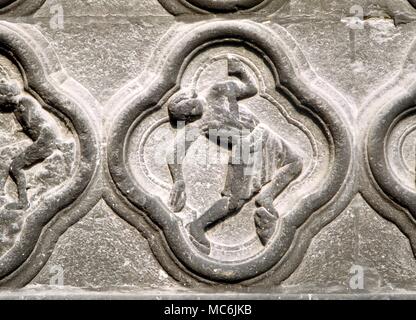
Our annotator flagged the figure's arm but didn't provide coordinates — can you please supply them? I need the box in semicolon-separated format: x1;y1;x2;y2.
167;123;200;211
167;124;199;183
227;56;258;100
14;96;33;133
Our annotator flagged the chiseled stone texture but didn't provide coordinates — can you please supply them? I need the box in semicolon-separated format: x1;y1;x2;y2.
0;0;414;297
31;201;178;289
283;195;416;293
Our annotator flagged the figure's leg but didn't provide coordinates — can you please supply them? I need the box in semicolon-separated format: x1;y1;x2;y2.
0;147;15;196
0;161;9;196
189;197;230;252
7;152;29;210
255;160;303;216
188;148;251;254
6;141;53;210
255;159;302;246
188;161;248;253
188;196;245;254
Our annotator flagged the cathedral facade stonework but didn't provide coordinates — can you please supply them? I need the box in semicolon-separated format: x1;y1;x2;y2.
0;0;415;297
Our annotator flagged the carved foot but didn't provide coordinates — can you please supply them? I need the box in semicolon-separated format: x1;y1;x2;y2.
187;222;211;255
254;207;278;246
255;195;279;218
5;201;29;211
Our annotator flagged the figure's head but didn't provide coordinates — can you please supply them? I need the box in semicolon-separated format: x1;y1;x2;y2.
0;79;21;111
168;91;204;123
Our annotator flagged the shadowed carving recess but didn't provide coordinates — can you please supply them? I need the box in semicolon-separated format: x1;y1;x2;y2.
107;20;353;283
158;0;287;14
0;0;45;15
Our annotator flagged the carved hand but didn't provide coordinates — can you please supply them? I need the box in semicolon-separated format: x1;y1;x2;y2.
169;180;186;212
228;55;243;76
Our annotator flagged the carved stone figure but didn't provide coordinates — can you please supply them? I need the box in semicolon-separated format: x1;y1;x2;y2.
167;56;303;253
0;79;58;210
108;21;352;283
0;23;98;286
1;0;415;295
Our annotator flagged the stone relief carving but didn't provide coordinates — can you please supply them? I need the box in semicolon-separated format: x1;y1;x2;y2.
0;79;69;212
361;38;416;252
167;55;303;254
158;0;286;15
0;0;45;15
0;22;99;286
107;21;353;283
0;0;413;295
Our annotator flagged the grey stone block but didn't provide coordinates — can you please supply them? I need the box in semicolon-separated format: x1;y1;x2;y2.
0;0;413;299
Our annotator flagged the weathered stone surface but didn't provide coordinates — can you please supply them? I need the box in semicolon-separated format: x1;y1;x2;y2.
284;195;416;293
31;201;178;289
0;0;414;298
